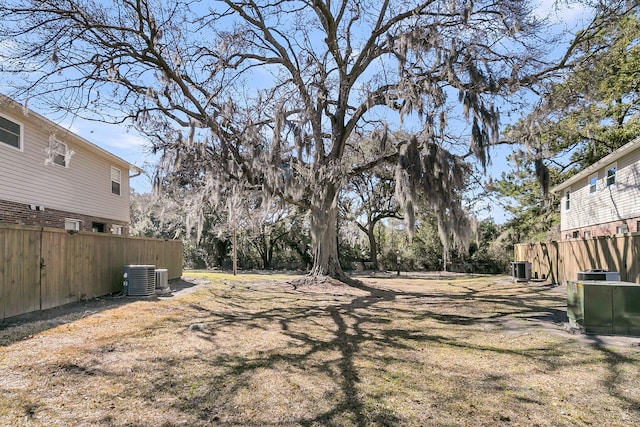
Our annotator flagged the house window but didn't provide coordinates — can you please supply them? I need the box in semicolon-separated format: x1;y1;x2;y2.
584;231;591;238
64;218;81;231
616;225;629;234
572;231;580;239
49;138;69;167
111;167;121;195
606;164;617;187
589;173;597;193
565;189;571;211
92;222;106;233
0;114;22;150
111;225;123;235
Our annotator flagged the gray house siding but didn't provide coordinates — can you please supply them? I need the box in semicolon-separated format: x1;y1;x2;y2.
0;97;136;232
555;139;640;239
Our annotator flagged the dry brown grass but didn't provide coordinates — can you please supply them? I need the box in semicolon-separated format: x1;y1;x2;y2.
1;271;640;426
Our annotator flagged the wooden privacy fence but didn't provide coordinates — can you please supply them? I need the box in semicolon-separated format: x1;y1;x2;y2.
514;233;640;285
1;224;183;320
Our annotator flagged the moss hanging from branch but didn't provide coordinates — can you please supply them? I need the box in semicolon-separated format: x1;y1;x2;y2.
395;134;471;254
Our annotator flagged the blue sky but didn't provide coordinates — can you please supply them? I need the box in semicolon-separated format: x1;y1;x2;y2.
2;0;593;223
64;0;595;222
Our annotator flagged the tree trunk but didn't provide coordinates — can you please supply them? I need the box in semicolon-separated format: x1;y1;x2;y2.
442;241;449;272
232;226;237;275
260;251;269;269
309;183;346;279
266;245;274;270
367;224;378;269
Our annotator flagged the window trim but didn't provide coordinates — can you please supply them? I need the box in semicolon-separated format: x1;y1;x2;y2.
565;188;571;211
111;225;123;235
589;173;598;194
0;113;23;152
111;166;122;196
616;224;629;234
606;163;617;187
49;138;69;168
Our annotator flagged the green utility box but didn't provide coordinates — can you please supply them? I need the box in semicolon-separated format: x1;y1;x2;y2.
567;281;640;335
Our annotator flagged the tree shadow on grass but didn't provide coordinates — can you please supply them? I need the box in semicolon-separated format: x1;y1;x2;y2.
75;276;640;425
164;278;636;424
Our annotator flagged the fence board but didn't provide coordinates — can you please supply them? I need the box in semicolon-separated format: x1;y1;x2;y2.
22;229;39;314
515;233;640;285
7;228;22;317
0;224;182;320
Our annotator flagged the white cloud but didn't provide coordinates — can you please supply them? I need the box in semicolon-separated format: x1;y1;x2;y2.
66;119;148;151
98;128;150;151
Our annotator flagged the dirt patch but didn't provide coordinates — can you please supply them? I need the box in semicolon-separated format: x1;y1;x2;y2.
1;272;640;426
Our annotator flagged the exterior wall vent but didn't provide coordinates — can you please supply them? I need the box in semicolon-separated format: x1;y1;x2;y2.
124;265;156;296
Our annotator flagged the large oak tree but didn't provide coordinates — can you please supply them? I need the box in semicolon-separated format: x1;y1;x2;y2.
0;0;625;282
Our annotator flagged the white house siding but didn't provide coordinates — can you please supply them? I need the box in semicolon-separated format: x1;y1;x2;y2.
0;103;131;223
561;148;640;234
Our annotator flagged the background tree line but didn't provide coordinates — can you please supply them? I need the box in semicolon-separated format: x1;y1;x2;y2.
130;187;509;273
